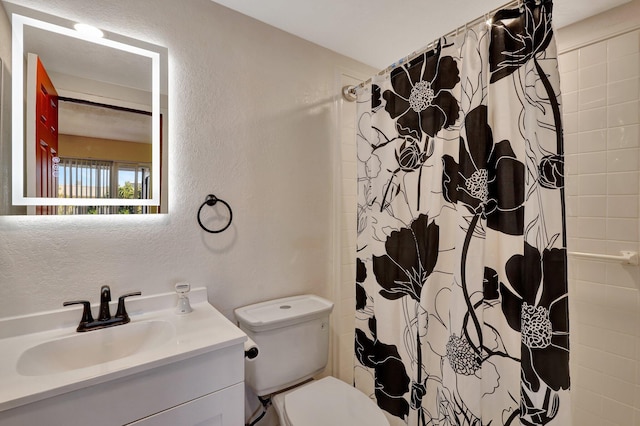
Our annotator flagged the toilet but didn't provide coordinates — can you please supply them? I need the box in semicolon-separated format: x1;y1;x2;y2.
235;294;389;426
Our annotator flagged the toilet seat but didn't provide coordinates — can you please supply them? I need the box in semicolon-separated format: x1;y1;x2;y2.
282;377;389;426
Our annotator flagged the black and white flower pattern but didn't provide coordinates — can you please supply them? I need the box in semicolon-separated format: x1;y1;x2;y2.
354;1;569;425
372;214;439;302
383;49;460;140
501;243;570;393
442;105;525;235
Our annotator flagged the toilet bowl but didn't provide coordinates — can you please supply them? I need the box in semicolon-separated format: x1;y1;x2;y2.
273;376;388;426
235;295;389;426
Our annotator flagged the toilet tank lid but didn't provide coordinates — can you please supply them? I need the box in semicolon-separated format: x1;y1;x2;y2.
235;295;334;332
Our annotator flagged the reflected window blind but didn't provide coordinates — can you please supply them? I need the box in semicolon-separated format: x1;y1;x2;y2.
58;158;112;199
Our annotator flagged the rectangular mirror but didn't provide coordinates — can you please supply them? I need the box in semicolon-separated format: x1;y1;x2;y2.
3;2;168;214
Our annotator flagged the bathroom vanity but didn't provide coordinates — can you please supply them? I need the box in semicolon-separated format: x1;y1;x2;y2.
0;288;246;425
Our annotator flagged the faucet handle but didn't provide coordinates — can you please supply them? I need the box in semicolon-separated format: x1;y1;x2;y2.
115;291;142;322
63;300;94;326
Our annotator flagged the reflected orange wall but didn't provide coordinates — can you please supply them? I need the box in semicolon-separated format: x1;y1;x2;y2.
58;134;151;163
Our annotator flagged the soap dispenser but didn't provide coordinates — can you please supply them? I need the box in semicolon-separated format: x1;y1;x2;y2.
175;282;193;314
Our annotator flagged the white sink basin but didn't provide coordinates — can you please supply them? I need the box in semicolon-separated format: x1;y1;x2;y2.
0;288;247;414
17;320;175;376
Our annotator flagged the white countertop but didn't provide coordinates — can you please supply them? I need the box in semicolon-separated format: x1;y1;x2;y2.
0;287;246;412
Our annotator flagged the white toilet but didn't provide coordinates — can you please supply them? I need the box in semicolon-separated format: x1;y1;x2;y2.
235;294;389;426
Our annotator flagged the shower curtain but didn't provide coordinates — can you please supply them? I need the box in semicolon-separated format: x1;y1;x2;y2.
353;1;569;425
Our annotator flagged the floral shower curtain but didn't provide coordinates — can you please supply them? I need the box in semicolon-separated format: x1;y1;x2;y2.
353;1;570;425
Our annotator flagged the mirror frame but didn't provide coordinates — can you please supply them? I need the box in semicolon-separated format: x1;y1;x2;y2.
10;11;162;207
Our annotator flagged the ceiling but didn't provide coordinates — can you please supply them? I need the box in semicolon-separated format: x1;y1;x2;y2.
210;0;632;69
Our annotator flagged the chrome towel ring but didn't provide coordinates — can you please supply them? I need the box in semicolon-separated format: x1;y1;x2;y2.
197;194;233;233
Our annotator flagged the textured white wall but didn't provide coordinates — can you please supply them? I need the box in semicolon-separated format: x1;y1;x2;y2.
0;0;375;320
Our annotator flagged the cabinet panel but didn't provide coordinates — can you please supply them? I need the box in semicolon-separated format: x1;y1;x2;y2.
128;383;243;426
0;345;244;426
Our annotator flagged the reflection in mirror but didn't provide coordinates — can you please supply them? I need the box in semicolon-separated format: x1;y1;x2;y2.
55;98;153;214
3;3;167;215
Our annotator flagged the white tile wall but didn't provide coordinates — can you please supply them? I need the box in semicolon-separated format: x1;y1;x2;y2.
560;28;640;426
334;72;364;386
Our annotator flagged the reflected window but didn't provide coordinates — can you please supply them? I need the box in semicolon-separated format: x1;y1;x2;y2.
57;158;151;214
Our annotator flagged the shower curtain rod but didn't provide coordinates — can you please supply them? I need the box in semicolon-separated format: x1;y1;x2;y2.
342;0;527;101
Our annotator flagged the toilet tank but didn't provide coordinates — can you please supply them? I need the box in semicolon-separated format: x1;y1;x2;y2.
234;295;334;396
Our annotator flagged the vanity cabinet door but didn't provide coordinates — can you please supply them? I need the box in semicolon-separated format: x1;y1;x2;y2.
127;382;243;426
0;345;244;426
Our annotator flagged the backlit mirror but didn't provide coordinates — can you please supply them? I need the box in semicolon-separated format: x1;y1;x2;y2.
3;3;168;214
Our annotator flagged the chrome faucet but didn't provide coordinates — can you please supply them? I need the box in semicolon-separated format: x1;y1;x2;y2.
63;286;141;332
